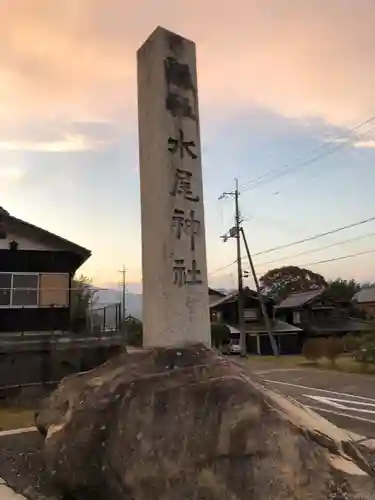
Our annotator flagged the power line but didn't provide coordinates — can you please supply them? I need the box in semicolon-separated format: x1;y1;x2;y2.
210;246;375;281
239;115;375;191
238;117;375;193
254;230;375;268
208;260;237;277
242;126;375;193
208;214;375;278
256;247;375;272
252;215;375;257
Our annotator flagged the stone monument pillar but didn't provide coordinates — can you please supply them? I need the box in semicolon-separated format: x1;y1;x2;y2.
137;27;210;347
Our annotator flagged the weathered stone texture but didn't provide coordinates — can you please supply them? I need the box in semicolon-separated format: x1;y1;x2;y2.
36;346;375;499
138;27;210;348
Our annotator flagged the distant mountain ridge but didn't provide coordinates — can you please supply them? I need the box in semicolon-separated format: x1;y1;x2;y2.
94;288;142;320
93;287;232;321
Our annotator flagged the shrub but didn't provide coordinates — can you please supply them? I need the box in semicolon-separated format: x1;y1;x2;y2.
324;337;344;366
210;323;230;348
125;320;143;347
343;333;360;354
353;333;375;368
302;338;325;362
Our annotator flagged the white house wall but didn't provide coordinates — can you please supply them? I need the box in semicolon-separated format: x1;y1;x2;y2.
0;232;60;251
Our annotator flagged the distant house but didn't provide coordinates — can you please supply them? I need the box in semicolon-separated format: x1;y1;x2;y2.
208;287;226;306
275;288;374;341
0;207;91;333
352;287;375;320
209;287;302;355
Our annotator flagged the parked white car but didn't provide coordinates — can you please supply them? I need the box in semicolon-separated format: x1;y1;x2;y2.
228;338;241;354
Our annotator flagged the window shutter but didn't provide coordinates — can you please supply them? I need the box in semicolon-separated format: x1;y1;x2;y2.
39;274;69;307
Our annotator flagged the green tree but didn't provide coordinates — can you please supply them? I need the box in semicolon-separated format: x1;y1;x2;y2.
327;278;361;302
210;323;230;348
260;266;327;301
352;333;375;369
70;275;95;333
343;333;360;354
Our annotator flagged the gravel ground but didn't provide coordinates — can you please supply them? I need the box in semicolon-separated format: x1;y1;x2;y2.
0;431;62;500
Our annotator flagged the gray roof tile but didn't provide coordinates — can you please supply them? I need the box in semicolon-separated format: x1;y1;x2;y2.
353;287;375;304
276;288;325;309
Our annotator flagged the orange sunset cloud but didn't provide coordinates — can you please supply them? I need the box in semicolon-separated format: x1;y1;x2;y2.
1;0;374;143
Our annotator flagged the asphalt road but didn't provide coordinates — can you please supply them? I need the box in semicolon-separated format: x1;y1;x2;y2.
254;366;375;439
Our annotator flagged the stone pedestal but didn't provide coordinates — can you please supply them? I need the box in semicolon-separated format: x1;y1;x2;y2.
137;27;210;348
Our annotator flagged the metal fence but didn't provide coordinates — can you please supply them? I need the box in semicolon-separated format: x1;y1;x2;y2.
91;302;122;332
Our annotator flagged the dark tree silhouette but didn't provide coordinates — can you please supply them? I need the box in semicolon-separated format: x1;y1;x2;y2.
327;278;361;302
260;266;327;301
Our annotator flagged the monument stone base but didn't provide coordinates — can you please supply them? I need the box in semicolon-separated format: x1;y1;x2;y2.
35;345;375;499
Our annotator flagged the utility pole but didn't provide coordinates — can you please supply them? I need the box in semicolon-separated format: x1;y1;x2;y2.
119;265;127;325
219;179;246;357
241;228;279;356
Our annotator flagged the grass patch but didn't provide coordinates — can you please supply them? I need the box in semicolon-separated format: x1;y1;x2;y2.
246;355;308;366
0;408;35;431
317;357;375;374
245;354;375;375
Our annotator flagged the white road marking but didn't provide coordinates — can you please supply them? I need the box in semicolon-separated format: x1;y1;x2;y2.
255;368;302;375
307;405;375;425
262;379;375;402
0;426;37;437
304;394;375;414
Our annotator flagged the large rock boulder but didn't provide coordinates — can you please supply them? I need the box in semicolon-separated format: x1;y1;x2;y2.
36;345;375;499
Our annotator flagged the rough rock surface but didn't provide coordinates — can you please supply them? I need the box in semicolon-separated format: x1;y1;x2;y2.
36;345;375;499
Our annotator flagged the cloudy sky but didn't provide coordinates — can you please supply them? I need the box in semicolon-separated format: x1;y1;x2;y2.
2;0;375;292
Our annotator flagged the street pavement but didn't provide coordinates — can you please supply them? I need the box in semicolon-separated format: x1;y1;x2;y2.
253;365;375;440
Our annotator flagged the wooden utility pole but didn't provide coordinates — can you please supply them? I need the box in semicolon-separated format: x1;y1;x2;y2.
240;227;279;356
119;265;127;324
219;179;246;357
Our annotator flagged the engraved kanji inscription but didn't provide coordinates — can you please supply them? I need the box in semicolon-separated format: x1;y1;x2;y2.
187;259;202;285
185;209;200;251
173;259;186;287
168;129;197;159
171;209;200;251
166;93;196;120
171;209;185;239
164;57;194;90
170;168;199;202
164;57;197;120
172;259;202;286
